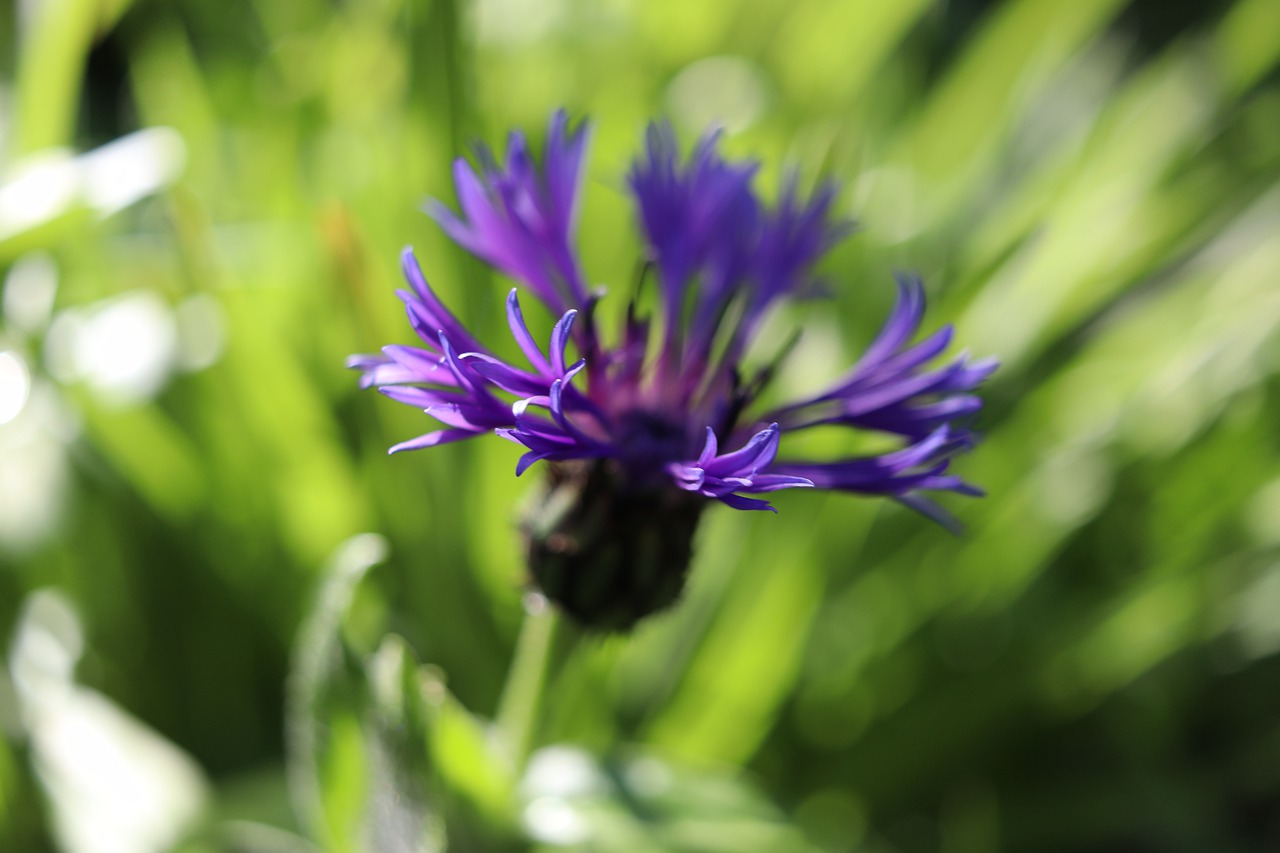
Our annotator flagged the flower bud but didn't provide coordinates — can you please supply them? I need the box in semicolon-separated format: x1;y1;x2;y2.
523;460;704;632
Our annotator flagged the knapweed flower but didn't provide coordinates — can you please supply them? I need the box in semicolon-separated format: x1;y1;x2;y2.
350;112;996;631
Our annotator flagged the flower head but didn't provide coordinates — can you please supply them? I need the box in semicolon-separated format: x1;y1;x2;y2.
350;112;996;630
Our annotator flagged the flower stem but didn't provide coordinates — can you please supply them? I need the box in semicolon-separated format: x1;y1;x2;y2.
495;593;561;769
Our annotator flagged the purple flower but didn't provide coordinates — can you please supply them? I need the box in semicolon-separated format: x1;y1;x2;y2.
424;112;590;318
350;112;996;628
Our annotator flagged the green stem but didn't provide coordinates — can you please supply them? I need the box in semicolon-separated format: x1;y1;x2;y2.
495;595;561;769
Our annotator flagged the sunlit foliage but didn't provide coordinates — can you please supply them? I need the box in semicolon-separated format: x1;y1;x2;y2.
2;0;1279;850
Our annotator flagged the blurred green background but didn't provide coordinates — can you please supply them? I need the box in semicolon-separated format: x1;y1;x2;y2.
2;0;1280;850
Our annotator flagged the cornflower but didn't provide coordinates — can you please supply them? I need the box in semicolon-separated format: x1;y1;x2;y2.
350;112;996;630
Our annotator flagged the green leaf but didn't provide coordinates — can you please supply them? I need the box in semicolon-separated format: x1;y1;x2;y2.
287;537;447;852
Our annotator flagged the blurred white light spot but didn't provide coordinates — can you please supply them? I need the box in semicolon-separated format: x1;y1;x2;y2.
0;152;79;239
0;382;74;552
0;351;31;424
9;590;82;702
4;253;59;335
472;0;567;45
43;311;84;384
666;56;769;133
175;293;226;371
522;797;589;846
330;532;390;579
521;746;608;799
80;128;186;217
0;128;184;241
522;590;549;616
9;590;208;853
47;292;178;404
0;432;67;551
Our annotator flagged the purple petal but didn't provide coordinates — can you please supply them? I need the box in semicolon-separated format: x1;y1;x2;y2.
462;353;546;397
389;428;478;454
549;309;577;376
717;493;778;512
703;423;780;477
506;289;553;372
